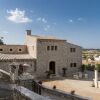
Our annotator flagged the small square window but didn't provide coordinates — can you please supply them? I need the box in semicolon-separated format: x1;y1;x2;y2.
0;49;3;51
51;46;54;50
70;48;76;52
47;46;50;50
70;48;73;52
74;63;77;67
73;48;76;52
19;49;22;51
55;46;57;50
10;49;13;51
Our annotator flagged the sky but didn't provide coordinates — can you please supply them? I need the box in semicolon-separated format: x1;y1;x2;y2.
0;0;100;48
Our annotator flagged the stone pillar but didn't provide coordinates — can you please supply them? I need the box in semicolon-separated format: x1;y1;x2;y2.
94;68;98;88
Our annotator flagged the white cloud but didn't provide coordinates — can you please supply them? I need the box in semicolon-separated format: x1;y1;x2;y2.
44;25;50;31
37;17;42;21
7;8;32;23
42;18;47;23
68;19;73;23
77;17;83;21
37;17;47;23
2;31;8;34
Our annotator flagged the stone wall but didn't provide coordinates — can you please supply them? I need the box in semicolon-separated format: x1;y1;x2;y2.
41;86;90;100
36;39;82;77
0;45;27;54
25;34;37;58
31;80;91;100
0;60;35;75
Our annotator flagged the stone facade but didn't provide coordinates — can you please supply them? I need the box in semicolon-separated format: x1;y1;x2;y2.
0;30;82;78
25;30;82;77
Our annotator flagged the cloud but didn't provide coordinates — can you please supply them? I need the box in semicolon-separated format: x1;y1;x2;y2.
2;31;8;34
7;8;32;23
44;25;50;31
68;19;73;23
0;30;8;34
37;17;47;23
37;17;41;21
77;17;83;21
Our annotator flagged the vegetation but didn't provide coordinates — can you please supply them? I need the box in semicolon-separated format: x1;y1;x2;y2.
81;64;85;72
95;64;100;71
62;67;67;77
45;70;53;78
81;64;100;72
0;37;4;45
82;49;100;57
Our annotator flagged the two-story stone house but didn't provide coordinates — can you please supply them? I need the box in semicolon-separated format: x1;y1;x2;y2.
0;30;82;78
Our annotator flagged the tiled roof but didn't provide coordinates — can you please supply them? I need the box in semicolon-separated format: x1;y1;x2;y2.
0;53;35;61
31;35;66;41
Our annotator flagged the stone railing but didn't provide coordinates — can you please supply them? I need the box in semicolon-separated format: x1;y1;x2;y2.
32;80;91;100
0;81;91;100
13;86;51;100
0;83;51;100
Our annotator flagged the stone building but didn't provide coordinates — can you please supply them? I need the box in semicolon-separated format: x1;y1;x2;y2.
0;30;82;78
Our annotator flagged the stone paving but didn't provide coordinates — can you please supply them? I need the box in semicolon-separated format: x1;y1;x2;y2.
43;78;100;100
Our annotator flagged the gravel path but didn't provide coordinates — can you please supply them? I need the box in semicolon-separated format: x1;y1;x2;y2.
43;79;100;100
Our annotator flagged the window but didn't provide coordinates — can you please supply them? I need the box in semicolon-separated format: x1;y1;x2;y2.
55;46;57;50
70;48;73;52
51;46;54;50
70;63;77;67
47;45;58;51
73;48;76;52
0;49;3;51
74;63;77;67
47;46;50;50
70;48;76;52
10;48;13;51
19;49;22;51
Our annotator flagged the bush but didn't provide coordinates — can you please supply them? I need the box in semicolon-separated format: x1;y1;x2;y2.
95;64;100;72
81;64;85;72
85;64;95;71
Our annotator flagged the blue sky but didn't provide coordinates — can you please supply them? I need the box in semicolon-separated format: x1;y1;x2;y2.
0;0;100;48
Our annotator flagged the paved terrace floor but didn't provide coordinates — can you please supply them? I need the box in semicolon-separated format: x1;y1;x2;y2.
43;78;100;100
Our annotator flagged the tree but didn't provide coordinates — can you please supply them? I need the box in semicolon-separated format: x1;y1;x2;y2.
0;37;4;45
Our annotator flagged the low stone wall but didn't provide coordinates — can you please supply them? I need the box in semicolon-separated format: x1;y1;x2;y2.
41;85;91;100
14;86;51;100
0;80;91;100
32;80;91;100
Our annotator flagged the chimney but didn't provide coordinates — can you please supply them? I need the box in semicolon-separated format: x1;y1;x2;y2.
26;30;31;35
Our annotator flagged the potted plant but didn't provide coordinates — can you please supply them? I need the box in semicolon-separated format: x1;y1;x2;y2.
45;70;53;78
62;68;67;77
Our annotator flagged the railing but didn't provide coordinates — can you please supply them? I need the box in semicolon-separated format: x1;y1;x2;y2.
0;83;51;100
13;86;51;100
0;80;91;100
32;80;91;100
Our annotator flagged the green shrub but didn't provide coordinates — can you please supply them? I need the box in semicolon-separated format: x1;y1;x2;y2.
95;64;100;72
85;64;95;71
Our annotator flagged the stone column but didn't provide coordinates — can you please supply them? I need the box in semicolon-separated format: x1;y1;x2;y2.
94;65;98;88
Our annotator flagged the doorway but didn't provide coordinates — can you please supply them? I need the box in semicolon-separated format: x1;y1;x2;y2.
49;61;55;74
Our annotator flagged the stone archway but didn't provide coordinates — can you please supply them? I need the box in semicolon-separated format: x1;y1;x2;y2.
49;61;56;74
